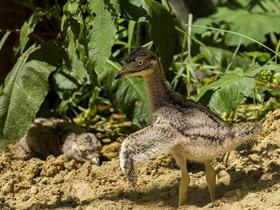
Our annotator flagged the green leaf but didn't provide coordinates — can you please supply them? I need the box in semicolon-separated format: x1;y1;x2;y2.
194;7;280;46
0;31;11;52
196;68;255;114
88;0;121;75
120;0;176;71
147;0;176;71
66;0;84;25
0;43;60;141
100;60;151;127
245;63;280;77
64;28;90;84
120;0;150;22
20;14;39;54
53;69;79;103
244;51;271;62
200;46;250;70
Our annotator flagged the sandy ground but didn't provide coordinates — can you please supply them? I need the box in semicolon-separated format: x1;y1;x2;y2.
0;110;280;210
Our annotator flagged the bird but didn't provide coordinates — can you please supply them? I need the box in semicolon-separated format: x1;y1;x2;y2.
114;47;259;207
16;118;101;165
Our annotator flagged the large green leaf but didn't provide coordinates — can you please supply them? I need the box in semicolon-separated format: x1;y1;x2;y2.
88;0;121;75
196;68;255;114
0;43;60;141
147;0;176;71
194;7;280;46
120;0;176;71
100;60;151;127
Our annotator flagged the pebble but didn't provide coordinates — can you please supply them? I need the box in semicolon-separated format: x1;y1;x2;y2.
224;190;235;197
54;155;68;166
169;187;177;197
250;170;261;179
53;174;63;184
21;194;30;201
30;186;38;194
242;183;248;190
2;181;14;195
65;159;78;170
235;189;243;198
158;201;165;207
41;166;59;177
159;191;169;198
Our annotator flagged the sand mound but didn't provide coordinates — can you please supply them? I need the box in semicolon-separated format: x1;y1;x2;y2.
0;110;280;210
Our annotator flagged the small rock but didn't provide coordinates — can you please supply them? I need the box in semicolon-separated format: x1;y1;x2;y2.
250;170;261;179
30;186;38;194
53;174;63;184
159;191;169;198
169;187;177;197
242;183;248;190
41;165;59;177
158;201;165;207
55;155;68;166
65;159;78;170
102;138;111;143
2;181;14;195
224;190;235;197
21;194;30;201
235;189;242;198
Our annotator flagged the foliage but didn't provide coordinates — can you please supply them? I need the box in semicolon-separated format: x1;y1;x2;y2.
0;0;175;141
0;0;280;142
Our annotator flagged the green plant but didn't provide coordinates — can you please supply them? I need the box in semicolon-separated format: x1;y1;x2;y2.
0;0;176;141
1;0;280;143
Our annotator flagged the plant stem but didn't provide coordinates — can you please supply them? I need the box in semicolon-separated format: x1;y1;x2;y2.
186;14;193;99
185;24;280;58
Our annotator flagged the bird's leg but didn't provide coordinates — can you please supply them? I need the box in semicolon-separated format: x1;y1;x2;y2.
178;161;190;207
204;161;216;202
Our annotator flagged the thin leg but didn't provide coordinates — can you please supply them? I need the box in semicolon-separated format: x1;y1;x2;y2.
178;161;190;207
204;161;216;202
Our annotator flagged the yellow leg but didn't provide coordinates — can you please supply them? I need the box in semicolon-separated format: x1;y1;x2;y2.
204;161;216;202
178;163;190;207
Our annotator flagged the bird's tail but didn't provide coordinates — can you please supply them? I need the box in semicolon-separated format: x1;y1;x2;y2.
231;123;261;144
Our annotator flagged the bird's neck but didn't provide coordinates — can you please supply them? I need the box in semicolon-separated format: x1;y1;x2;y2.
142;61;171;112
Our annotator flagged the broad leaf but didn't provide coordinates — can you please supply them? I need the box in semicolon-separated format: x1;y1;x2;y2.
88;0;121;75
100;60;151;127
120;0;176;71
147;0;176;71
194;7;280;46
0;43;60;141
196;68;255;114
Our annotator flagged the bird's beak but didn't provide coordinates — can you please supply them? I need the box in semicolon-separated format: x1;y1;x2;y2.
114;64;133;79
114;70;126;79
91;157;101;166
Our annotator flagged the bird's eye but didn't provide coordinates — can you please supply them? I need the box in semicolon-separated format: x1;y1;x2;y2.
138;60;144;66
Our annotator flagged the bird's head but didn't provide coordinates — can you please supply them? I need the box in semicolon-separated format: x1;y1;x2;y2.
114;47;158;79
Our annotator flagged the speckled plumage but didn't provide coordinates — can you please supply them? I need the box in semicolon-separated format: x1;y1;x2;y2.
115;47;259;206
16;118;101;164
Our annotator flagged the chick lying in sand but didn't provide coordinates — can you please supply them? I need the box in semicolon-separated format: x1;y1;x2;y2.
16;118;101;165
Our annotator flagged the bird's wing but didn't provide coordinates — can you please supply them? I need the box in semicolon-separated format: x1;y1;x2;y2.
120;123;181;182
155;105;231;144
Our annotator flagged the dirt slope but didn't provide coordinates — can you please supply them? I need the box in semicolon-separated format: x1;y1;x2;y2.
0;110;280;210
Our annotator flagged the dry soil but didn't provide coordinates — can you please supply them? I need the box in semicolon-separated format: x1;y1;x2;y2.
0;110;280;210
